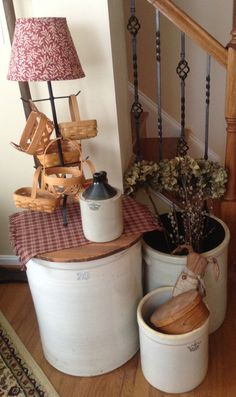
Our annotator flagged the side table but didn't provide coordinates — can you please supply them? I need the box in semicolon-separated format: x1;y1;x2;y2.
26;233;143;376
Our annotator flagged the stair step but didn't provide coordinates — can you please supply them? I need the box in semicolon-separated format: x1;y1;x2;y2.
140;137;178;161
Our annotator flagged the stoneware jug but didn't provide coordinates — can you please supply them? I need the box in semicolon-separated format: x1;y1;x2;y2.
80;171;123;242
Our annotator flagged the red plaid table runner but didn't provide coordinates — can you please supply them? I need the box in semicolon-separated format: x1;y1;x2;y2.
9;196;160;266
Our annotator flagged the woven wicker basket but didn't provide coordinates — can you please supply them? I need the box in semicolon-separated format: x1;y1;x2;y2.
59;119;97;140
59;94;97;140
11;111;54;155
13;166;60;213
40;139;83;196
43;166;84;197
37;138;81;168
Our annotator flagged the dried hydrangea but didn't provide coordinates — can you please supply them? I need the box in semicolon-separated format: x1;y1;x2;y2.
124;156;228;253
196;159;228;199
124;160;159;195
149;156;227;200
124;156;227;201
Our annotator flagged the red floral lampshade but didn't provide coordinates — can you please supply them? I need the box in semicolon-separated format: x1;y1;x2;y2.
7;17;85;81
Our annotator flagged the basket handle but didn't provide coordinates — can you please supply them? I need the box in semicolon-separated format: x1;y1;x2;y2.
19;111;39;148
10;142;25;152
82;158;96;176
69;95;80;122
31;166;42;199
80;158;96;186
42;137;62;169
29;100;40;112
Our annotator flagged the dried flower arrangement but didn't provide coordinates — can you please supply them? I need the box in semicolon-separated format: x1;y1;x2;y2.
124;156;227;254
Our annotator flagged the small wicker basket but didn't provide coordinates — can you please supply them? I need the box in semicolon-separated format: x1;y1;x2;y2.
11;110;54;155
59;119;97;140
41;139;84;197
13;166;60;213
59;94;98;140
37;138;81;168
42;166;84;197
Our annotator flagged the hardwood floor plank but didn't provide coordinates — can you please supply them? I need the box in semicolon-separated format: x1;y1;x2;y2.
121;353;139;397
133;360;150;397
1;273;236;396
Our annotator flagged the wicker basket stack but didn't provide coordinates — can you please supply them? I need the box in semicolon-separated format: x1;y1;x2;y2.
11;96;97;213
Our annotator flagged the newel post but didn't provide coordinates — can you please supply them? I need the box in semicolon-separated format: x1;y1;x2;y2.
220;4;236;268
224;10;236;200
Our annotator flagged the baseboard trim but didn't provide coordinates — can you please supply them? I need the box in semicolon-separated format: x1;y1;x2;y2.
0;255;21;267
188;131;220;163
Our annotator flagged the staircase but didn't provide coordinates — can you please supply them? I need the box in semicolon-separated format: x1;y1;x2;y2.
131;111;179;161
126;0;236;266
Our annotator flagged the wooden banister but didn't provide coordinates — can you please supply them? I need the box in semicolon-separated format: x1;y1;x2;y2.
147;0;228;68
217;2;236;267
233;0;236;30
224;27;236;201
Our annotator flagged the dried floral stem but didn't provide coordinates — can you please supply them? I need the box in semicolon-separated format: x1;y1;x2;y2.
144;186;171;252
144;186;161;222
172;204;181;245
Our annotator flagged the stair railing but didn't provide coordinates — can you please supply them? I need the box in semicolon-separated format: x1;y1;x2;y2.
146;0;236;201
146;0;227;67
139;0;236;264
127;0;143;161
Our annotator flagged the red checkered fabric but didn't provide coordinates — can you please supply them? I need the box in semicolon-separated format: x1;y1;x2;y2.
9;195;160;267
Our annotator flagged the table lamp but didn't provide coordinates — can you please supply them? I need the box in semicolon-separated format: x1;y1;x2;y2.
7;17;85;165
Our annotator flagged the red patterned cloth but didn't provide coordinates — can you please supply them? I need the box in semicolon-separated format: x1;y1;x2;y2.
9;196;160;267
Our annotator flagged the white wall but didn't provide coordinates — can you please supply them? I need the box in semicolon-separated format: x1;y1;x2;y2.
108;0;132;172
0;0;131;254
0;0;33;255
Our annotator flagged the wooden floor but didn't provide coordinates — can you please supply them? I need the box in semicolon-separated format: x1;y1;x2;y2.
1;273;236;397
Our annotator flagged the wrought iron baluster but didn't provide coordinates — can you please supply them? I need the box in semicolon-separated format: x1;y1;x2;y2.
127;0;143;161
176;32;190;156
156;10;163;161
204;54;211;160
